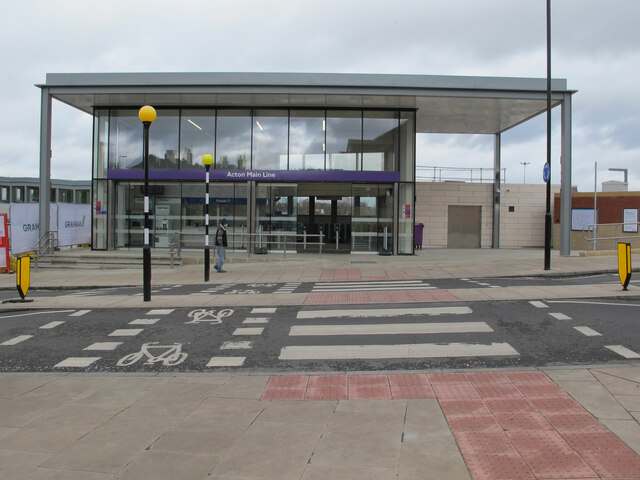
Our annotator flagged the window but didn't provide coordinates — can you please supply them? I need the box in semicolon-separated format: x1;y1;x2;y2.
252;110;289;170
363;111;398;172
59;189;74;203
326;111;361;170
11;186;24;203
27;186;39;203
180;110;215;169
216;110;251;169
76;190;90;204
289;110;325;170
0;186;9;202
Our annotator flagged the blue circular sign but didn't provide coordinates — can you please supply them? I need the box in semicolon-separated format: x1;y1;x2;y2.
543;162;550;183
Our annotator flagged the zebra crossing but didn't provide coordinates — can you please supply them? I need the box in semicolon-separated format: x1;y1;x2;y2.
278;305;519;361
310;279;435;293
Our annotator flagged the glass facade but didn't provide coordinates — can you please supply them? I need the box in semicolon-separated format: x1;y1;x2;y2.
92;107;416;254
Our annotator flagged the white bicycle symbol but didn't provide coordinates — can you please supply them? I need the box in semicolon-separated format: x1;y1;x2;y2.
117;342;188;367
185;308;234;325
226;289;259;295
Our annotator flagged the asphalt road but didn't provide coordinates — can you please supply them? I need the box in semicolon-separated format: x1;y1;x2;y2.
1;298;639;373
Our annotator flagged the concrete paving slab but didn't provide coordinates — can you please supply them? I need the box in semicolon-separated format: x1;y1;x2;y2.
0;375;54;399
0;449;54;479
555;380;633;420
397;441;472;480
300;464;397;480
114;451;221;480
258;400;337;424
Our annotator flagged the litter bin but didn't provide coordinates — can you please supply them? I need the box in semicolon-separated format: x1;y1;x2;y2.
414;223;424;250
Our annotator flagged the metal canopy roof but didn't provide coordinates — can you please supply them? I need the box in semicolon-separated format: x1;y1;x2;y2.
38;72;574;135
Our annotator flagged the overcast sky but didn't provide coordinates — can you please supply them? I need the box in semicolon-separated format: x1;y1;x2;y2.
1;0;639;191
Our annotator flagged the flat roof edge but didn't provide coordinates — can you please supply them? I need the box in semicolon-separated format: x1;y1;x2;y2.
40;72;570;92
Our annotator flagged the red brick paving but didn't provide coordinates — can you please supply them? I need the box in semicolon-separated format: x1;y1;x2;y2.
304;289;458;304
260;372;640;479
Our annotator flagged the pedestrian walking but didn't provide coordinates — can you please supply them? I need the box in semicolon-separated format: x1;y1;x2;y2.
213;218;228;273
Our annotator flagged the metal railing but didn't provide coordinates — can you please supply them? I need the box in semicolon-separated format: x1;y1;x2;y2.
417;166;507;184
33;231;59;269
582;222;640;251
169;231;325;266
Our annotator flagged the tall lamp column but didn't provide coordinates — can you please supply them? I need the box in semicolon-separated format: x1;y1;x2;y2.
138;105;156;301
202;154;214;281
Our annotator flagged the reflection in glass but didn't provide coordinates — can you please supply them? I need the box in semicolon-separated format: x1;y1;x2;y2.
180;110;215;169
363;111;398;172
400;111;415;182
289;110;325;170
109;110;142;169
216;110;251;169
148;110;179;169
253;110;288;170
326;111;361;170
93;110;109;178
398;182;414;254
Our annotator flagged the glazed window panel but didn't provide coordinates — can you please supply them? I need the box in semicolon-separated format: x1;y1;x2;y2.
180;110;215;170
253;110;289;170
216;110;251;169
148;110;179;169
289;110;325;170
109;110;142;169
363;111;398;172
326;110;361;171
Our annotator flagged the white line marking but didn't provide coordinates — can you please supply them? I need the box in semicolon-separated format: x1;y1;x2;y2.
290;322;493;336
573;326;602;337
549;312;572;320
39;321;65;329
108;329;144;337
279;342;519;360
297;306;472;319
55;357;101;368
477;283;491;286
1;335;33;346
605;345;640;359
146;309;174;315
129;318;160;325
206;356;246;367
315;280;424;286
251;308;276;314
84;342;122;351
69;310;91;317
232;328;264;336
312;286;436;292
243;318;269;324
529;301;548;309
548;300;640;307
0;310;75;319
221;341;253;350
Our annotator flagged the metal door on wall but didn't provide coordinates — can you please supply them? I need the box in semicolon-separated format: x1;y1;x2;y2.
447;205;481;248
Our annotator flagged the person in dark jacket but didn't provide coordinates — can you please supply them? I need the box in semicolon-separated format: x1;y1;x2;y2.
213;218;228;273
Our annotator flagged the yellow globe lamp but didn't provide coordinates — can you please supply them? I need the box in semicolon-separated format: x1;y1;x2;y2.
138;105;157;124
202;154;214;167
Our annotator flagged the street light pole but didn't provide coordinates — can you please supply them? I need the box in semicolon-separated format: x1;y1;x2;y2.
520;162;530;184
138;105;156;302
202;154;214;282
543;0;552;270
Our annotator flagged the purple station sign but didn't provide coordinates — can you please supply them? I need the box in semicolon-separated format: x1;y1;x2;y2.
108;169;400;183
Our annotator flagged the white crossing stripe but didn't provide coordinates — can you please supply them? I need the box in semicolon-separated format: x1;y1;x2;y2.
279;342;519;360
297;306;472;319
108;329;144;337
129;318;160;325
84;342;123;351
39;321;65;329
316;280;425;286
289;322;493;336
251;307;276;314
243;318;269;324
312;280;435;292
573;326;602;337
549;312;572;320
529;301;548;309
55;357;101;368
1;335;33;346
206;356;245;367
70;310;91;316
232;328;264;336
146;309;174;315
221;341;253;350
605;345;640;359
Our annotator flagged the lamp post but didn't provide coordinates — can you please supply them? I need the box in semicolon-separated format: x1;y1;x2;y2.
202;154;214;281
138;105;156;301
543;0;552;270
520;162;530;184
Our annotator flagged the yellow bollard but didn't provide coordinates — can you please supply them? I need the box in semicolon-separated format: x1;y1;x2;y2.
16;255;30;300
617;242;632;291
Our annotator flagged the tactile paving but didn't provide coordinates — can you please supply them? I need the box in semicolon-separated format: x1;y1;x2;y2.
505;370;554;385
507;430;574;453
465;371;511;385
544;412;609;433
529;396;586;413
454;431;515;455
562;430;632;453
445;414;502;432
348;383;392;400
463;453;535;480
484;398;535;413
494;411;552;431
476;383;525;399
267;375;309;389
427;372;470;384
307;375;348;388
432;382;481;400
390;385;435;399
348;374;388;386
387;373;430;387
580;449;640;478
517;383;568;398
304;386;348;401
439;399;491;415
520;450;597;478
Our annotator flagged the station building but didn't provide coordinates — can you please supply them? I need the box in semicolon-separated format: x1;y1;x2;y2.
37;73;576;255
